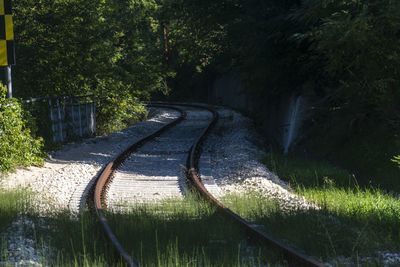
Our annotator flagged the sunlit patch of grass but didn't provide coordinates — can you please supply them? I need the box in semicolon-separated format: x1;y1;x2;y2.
222;191;280;221
300;186;400;223
244;152;400;264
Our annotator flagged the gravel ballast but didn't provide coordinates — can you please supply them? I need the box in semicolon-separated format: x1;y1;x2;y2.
200;107;314;211
107;107;213;210
0;108;180;265
0;108;180;213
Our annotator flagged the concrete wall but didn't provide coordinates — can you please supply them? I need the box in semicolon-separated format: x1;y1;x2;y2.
211;74;308;152
212;74;248;110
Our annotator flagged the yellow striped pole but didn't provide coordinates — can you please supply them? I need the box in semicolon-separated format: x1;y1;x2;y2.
0;0;15;98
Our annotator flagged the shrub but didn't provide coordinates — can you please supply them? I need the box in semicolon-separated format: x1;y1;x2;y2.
0;84;44;172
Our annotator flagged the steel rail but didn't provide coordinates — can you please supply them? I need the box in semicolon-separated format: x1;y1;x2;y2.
184;104;326;267
93;104;186;267
92;102;324;267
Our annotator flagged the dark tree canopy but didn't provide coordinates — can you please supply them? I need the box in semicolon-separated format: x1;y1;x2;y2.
7;0;400;159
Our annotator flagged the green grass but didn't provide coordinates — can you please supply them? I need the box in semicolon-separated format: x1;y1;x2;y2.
222;152;400;264
0;188;126;266
43;211;120;266
0;188;35;264
299;121;400;192
223;191;400;265
0;188;28;232
7;195;284;266
5;150;398;265
264;152;357;190
107;196;282;266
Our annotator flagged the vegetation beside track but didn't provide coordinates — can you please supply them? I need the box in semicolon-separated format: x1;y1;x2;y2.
297;121;400;194
0;189;28;233
218;153;400;265
0;0;398;264
4;0;398;195
0;84;43;173
106;197;281;266
5;152;399;266
0;196;284;266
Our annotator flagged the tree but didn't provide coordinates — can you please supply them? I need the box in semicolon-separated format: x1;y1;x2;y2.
292;0;400;128
12;0;169;133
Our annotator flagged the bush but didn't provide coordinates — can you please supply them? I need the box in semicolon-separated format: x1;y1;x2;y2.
95;79;148;135
0;84;44;172
96;95;147;135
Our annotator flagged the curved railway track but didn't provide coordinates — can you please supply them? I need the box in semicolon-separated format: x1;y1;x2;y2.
91;103;325;267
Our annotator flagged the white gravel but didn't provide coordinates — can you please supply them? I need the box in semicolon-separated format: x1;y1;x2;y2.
201;107;315;211
107;107;213;210
326;251;400;267
0;108;180;266
0;216;50;266
0;108;180;213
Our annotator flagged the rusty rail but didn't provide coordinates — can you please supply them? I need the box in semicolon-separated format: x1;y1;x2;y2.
184;104;325;267
93;104;186;267
93;102;325;267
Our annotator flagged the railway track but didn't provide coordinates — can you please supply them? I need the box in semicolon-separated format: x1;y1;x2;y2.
91;103;325;267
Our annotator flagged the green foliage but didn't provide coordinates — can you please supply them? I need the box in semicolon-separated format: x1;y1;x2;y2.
95;88;147;135
8;0;400;179
392;155;400;169
12;0;165;134
10;0;400;130
0;84;43;173
155;0;305;99
293;0;400;125
22;101;56;151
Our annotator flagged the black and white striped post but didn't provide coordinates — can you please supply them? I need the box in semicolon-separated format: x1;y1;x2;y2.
0;0;15;98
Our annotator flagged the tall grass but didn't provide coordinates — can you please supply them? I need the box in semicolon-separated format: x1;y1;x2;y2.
106;196;283;266
0;188;283;265
0;188;37;265
19;195;283;266
41;211;120;266
228;152;400;264
300;124;400;193
0;189;28;232
223;191;400;264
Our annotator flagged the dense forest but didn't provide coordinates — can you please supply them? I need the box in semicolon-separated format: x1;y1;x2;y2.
1;0;399;189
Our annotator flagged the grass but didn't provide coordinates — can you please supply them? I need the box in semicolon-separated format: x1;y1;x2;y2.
0;188;40;265
0;188;28;232
299;121;400;192
4;150;398;265
218;152;400;265
106;196;283;266
0;194;284;266
223;191;400;265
